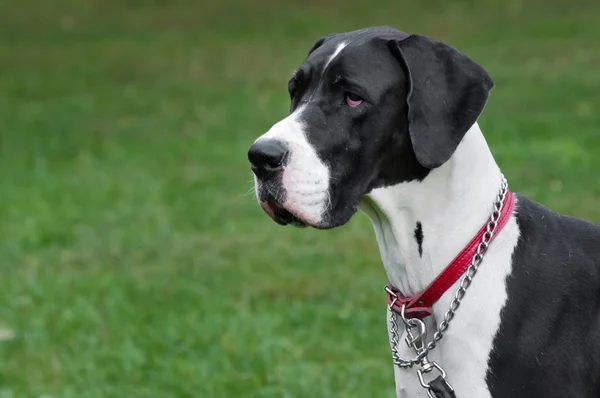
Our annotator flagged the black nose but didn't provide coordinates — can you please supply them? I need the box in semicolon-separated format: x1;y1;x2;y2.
248;140;289;179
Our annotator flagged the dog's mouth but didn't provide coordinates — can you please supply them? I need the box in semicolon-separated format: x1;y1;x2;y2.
260;200;307;228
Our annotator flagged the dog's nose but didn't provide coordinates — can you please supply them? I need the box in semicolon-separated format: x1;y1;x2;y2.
248;140;289;179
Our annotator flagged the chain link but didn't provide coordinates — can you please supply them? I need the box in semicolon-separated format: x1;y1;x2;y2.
389;176;510;368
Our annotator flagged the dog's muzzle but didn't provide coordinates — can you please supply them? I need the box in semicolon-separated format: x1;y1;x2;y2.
248;139;288;180
248;139;307;227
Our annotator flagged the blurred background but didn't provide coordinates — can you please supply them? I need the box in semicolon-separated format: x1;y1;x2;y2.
0;0;598;396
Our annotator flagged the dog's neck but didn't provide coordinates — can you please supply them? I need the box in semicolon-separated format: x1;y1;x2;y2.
360;123;502;295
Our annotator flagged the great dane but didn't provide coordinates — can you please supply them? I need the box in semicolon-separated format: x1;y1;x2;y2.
247;26;600;397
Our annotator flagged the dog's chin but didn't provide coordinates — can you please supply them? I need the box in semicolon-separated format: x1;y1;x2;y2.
258;200;360;230
260;200;307;228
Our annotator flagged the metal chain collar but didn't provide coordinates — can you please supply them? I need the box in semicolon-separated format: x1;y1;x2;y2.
387;176;509;376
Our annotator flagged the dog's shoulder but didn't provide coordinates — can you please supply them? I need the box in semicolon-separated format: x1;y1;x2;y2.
487;194;600;397
514;193;600;261
511;193;600;292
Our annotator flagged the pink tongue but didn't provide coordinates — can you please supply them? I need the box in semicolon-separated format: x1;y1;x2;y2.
260;201;278;219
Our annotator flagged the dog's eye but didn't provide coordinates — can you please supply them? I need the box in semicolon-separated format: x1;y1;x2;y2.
346;92;363;107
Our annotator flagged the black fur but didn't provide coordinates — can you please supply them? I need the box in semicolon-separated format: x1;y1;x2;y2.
415;221;424;257
284;27;491;228
248;26;600;396
487;195;600;397
389;35;494;169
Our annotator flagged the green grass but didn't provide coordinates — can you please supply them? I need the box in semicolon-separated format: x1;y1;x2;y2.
1;0;599;396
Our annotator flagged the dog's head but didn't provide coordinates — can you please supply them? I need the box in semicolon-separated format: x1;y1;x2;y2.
248;26;493;229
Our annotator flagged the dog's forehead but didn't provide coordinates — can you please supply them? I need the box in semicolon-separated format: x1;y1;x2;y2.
299;39;346;73
296;33;404;94
300;27;409;77
307;34;375;66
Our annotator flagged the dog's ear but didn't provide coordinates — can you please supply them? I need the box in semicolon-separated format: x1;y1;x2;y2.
389;35;494;169
308;37;326;55
307;34;337;56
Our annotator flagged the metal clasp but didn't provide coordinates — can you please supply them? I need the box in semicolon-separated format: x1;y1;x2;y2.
384;285;398;301
404;317;426;353
417;361;454;398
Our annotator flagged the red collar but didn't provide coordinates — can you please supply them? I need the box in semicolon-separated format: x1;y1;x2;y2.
386;189;516;320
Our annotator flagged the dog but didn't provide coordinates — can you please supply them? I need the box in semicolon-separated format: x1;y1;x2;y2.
247;26;600;397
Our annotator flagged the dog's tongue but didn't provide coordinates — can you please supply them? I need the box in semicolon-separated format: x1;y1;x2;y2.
261;200;279;219
260;200;306;228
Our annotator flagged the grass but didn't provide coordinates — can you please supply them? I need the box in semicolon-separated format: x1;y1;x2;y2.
0;0;599;396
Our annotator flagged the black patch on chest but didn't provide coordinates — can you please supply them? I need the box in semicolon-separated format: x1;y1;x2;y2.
486;194;600;397
414;221;424;257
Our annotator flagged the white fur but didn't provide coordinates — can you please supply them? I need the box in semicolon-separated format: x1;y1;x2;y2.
324;42;347;71
360;123;521;397
252;43;352;225
254;106;330;226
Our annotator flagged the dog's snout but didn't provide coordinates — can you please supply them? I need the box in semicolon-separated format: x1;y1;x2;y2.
248;140;289;178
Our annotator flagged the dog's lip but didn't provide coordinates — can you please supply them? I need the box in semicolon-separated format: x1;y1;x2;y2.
260;200;306;228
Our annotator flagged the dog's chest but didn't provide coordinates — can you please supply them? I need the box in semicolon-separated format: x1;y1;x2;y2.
388;217;520;397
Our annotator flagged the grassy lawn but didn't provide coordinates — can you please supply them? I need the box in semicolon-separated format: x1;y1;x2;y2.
1;0;599;397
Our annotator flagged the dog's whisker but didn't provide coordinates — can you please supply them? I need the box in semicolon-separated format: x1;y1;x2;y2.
244;186;256;197
325;190;333;211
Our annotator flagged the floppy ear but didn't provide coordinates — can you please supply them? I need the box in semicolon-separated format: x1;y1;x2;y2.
389;35;494;169
308;37;327;55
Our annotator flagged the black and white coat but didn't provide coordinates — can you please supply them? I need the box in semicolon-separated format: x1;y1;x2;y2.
248;26;600;397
